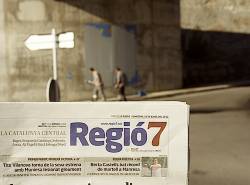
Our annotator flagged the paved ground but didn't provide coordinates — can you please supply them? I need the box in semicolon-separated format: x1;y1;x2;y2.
152;86;250;185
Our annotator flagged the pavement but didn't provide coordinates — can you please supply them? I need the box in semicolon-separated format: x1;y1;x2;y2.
109;81;250;101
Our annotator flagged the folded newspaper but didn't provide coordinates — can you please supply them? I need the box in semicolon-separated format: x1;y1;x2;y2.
0;102;189;185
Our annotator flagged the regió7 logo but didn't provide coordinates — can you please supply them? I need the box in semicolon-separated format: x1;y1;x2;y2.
148;122;167;146
70;122;167;153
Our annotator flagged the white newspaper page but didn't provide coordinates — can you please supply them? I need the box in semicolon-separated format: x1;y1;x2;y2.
0;102;189;185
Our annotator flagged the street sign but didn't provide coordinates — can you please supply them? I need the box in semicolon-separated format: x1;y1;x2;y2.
24;29;74;102
58;32;74;48
24;31;74;50
24;34;54;50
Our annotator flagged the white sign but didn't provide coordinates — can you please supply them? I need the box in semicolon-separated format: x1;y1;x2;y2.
58;32;75;48
0;102;189;185
25;34;54;50
25;32;74;50
24;29;74;83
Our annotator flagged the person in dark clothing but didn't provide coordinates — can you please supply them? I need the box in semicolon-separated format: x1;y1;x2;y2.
114;67;127;101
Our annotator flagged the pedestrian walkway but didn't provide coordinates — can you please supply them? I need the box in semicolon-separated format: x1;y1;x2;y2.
108;81;250;101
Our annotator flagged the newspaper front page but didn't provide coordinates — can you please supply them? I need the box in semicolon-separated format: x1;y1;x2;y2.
0;102;189;185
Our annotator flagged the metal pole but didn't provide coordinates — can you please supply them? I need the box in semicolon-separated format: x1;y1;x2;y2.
52;28;57;80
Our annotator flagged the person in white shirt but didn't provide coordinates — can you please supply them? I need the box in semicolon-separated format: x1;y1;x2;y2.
150;158;162;177
114;67;127;101
87;67;106;101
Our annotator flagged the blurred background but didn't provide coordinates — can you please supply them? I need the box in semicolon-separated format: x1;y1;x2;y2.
0;0;249;184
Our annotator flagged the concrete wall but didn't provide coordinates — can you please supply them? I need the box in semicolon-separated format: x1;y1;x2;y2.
1;0;182;101
181;0;250;87
0;0;8;101
181;0;250;34
182;29;250;87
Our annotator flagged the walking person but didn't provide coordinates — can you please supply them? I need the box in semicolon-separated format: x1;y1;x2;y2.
87;67;106;101
114;67;127;101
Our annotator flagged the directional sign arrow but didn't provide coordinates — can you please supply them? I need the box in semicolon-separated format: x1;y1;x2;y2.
25;34;54;51
58;32;74;48
25;32;74;50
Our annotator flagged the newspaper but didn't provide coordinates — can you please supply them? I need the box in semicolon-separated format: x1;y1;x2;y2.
0;102;189;185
